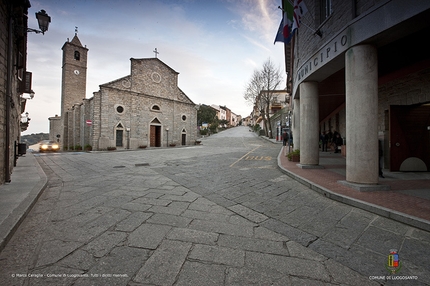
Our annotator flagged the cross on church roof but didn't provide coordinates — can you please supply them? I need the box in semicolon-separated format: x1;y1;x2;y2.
75;26;78;36
153;48;159;58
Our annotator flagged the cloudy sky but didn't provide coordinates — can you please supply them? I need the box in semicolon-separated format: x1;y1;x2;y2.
23;0;286;135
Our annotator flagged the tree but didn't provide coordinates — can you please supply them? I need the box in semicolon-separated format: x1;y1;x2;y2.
244;59;283;138
197;104;217;126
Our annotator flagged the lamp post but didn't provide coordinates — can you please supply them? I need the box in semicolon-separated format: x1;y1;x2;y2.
288;110;292;153
166;127;169;146
126;128;130;149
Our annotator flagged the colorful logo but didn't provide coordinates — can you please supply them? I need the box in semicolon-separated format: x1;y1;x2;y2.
386;249;402;274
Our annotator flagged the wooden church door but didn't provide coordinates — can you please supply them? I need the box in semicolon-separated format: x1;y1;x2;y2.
150;125;161;147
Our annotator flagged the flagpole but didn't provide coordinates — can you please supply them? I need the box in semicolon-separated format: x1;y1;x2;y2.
300;22;322;37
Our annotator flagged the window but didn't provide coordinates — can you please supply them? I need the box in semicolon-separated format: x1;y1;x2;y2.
116;105;124;114
74;51;80;61
320;0;332;23
151;105;161;111
181;115;187;121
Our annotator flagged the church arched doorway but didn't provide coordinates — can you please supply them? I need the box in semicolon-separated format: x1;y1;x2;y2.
115;123;124;147
181;128;187;145
150;118;162;147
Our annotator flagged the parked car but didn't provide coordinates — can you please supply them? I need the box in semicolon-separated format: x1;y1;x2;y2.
39;140;60;152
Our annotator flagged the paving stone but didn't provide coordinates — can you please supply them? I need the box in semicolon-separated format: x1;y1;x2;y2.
371;215;412;236
167;227;219;245
24;266;84;286
400;237;430;274
245;251;331;282
58;249;96;271
132;197;172;206
228;204;269;223
35;239;83;268
77;246;150;286
253;225;289;241
148;201;190;215
99;195;135;208
181;209;231;222
311;239;387;277
322;210;374;249
83;209;131;236
189;244;245;267
324;258;380;286
286;240;326;262
128;223;171;249
299;205;352;237
120;202;152;212
83;231;127;257
228;214;258;226
356;225;404;254
188;197;233;215
115;212;153;232
133;240;191;285
160;192;200;202
189;219;254;237
144;192;164;199
204;193;237;208
175;261;226;286
261;218;318;246
226;266;287;285
146;213;192;228
287;277;329;286
62;206;114;225
218;234;289;255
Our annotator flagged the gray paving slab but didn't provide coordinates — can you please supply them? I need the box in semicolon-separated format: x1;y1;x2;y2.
133;239;192;285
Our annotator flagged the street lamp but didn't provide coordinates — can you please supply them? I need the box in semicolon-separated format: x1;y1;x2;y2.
126;128;130;149
288;110;292;153
166;127;169;146
27;10;51;34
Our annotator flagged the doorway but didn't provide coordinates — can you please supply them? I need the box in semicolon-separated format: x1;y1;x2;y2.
390;104;430;171
150;125;161;147
116;130;123;147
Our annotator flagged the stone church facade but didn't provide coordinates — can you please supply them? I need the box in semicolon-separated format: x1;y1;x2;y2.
50;34;198;150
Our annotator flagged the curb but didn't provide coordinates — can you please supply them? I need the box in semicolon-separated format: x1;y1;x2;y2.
276;149;430;232
0;154;48;252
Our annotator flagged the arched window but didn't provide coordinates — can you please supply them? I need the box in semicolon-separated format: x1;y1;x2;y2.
74;51;80;61
151;105;161;111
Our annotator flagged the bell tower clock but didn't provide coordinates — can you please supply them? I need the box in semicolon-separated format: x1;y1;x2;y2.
60;31;89;118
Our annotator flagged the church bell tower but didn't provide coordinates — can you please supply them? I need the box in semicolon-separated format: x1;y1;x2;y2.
61;30;88;117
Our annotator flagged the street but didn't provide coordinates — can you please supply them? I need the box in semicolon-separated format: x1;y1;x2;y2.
0;126;428;285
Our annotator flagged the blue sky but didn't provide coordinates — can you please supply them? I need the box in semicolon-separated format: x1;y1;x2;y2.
24;0;286;134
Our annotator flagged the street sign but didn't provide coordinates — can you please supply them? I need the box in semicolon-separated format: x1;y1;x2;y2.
86;120;92;126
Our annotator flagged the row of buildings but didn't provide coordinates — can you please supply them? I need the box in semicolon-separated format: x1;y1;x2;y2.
0;0;50;184
209;104;241;128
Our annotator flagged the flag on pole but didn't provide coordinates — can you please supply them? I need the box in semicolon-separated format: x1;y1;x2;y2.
274;0;294;44
292;0;308;31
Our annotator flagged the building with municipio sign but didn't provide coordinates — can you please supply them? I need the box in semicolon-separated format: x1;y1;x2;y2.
283;0;430;189
49;33;198;150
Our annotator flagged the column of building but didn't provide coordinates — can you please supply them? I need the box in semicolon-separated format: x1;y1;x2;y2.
345;45;378;184
299;82;320;167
